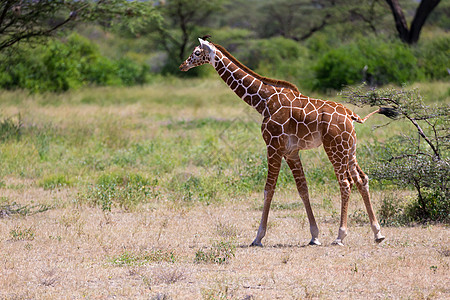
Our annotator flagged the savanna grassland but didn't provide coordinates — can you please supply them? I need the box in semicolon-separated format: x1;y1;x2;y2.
0;79;449;299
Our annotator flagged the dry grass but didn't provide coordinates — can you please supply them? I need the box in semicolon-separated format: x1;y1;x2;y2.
0;80;448;299
0;184;449;299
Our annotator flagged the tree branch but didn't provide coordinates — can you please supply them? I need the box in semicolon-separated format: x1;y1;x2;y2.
297;13;331;41
404;114;440;159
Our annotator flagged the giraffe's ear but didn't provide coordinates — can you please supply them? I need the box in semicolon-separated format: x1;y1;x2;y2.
198;38;213;54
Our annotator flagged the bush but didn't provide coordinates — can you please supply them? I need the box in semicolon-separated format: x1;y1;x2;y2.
407;190;449;223
415;36;450;80
314;43;365;90
314;38;424;90
0;33;151;92
234;37;310;84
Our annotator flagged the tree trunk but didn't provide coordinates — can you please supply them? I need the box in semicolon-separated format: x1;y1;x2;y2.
409;0;441;44
385;0;441;44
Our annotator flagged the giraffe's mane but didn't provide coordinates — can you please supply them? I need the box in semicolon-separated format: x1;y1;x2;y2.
212;43;300;93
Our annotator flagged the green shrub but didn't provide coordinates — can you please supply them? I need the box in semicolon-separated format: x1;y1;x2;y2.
314;43;365;90
314;38;424;90
415;36;450;80
379;192;449;226
234;37;310;84
116;57;149;85
407;190;449;223
378;195;411;226
0;33;151;92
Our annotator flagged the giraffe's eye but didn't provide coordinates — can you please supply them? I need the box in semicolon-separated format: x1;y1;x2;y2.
194;50;201;56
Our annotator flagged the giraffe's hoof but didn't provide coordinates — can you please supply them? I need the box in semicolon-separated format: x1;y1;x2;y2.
375;236;385;244
331;239;344;246
309;238;321;246
250;241;263;247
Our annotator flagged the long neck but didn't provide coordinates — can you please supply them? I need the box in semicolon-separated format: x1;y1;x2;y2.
213;50;268;114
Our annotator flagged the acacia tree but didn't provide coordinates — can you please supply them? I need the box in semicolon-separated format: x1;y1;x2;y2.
0;0;158;52
385;0;441;44
145;0;225;73
252;0;441;44
342;85;449;222
256;0;392;41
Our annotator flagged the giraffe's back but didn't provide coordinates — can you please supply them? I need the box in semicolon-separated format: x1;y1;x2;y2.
262;88;358;154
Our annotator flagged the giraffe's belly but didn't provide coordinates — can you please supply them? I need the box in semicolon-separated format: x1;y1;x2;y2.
286;131;323;152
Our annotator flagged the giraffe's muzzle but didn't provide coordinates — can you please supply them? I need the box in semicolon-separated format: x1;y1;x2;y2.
179;62;189;72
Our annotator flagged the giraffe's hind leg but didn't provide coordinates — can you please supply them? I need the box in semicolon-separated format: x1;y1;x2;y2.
324;144;353;246
332;167;353;246
350;162;385;243
285;152;321;246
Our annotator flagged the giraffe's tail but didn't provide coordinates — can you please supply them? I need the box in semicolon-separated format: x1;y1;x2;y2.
351;107;399;124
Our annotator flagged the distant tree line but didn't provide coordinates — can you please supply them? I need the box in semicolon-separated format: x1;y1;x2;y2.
0;0;448;92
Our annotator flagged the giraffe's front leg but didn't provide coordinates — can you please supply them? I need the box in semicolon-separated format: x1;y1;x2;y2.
285;153;321;246
251;152;282;247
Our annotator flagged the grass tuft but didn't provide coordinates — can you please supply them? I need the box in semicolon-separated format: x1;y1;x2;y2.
0;114;22;142
194;241;236;264
10;226;35;241
39;174;72;190
78;172;159;211
110;249;176;266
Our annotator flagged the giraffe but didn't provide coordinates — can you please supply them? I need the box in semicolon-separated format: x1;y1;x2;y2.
180;38;390;246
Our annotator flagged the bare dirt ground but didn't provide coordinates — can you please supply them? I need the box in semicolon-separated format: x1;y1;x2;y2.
1;186;449;299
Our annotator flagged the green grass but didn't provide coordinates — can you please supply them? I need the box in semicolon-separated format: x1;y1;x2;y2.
110;249;177;266
0;79;448;210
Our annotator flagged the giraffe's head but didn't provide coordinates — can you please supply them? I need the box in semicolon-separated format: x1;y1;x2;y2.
179;38;215;72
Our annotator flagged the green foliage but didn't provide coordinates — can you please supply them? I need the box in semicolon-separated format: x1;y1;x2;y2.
79;172;159;211
378;195;411;226
407;190;449;223
239;37;309;81
314;38;424;90
0;33;151;92
415;36;450;80
0;0;160;52
143;0;226;75
379;191;449;226
194;241;236;264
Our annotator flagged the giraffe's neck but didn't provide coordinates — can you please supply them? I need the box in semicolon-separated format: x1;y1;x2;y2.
213;50;268;114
